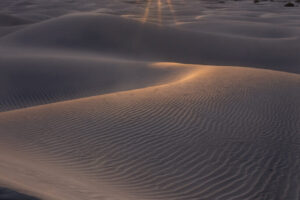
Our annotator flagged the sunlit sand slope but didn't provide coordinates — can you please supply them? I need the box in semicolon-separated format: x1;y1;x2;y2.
1;64;299;200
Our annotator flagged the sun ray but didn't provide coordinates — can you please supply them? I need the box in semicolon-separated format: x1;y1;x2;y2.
157;0;162;25
166;0;177;24
142;0;153;23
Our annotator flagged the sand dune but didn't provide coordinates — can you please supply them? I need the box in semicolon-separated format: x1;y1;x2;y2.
1;13;300;73
0;0;300;200
0;52;192;111
0;13;32;27
1;64;300;200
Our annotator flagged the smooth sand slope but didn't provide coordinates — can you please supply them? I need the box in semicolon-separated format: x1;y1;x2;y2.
0;0;300;200
0;51;192;112
1;13;300;73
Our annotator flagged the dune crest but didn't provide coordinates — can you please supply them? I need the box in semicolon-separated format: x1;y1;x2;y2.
0;53;196;112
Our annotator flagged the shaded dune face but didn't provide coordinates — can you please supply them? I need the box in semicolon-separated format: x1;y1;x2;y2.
0;13;299;112
0;13;32;27
1;14;300;74
0;54;192;112
0;65;300;200
179;20;297;39
0;187;40;200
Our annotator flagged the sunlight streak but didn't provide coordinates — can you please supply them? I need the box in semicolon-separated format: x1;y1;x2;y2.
142;0;152;23
157;0;162;25
166;0;177;24
141;0;178;25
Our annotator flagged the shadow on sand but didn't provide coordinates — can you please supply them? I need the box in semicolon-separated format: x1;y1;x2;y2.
0;187;40;200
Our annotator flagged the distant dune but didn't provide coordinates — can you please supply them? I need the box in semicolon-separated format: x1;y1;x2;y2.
0;0;299;200
1;13;300;73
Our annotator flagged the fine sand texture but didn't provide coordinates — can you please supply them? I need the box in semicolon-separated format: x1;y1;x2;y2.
0;0;300;200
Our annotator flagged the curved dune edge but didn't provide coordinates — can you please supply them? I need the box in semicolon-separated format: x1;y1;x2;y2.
0;53;196;112
0;63;299;200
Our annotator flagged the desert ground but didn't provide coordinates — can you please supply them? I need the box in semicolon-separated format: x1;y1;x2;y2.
0;0;300;199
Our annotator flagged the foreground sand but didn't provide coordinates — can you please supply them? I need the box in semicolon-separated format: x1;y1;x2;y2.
0;1;300;200
0;63;300;200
